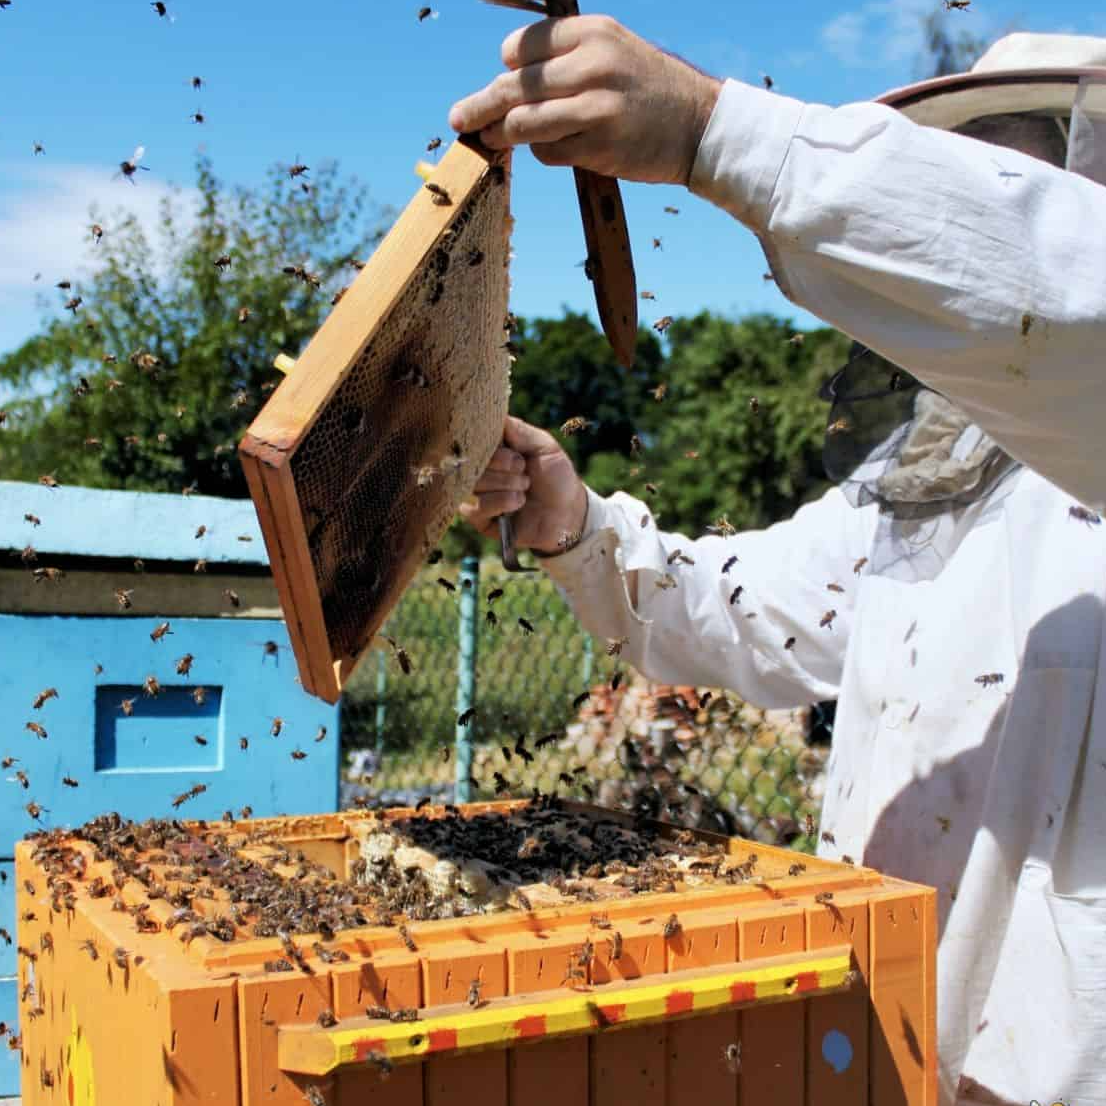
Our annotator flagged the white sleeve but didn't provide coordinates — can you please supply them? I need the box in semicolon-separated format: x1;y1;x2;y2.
690;80;1106;512
540;485;877;709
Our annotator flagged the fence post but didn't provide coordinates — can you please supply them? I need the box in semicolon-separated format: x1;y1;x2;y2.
374;645;388;754
454;555;479;802
581;633;594;689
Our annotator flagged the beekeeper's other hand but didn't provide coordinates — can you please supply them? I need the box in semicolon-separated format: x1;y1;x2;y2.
460;416;588;554
449;15;721;186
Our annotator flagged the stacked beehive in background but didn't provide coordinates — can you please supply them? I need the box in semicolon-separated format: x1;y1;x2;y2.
14;801;935;1105
0;479;341;1096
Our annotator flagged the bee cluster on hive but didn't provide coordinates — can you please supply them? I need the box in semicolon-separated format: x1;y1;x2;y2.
18;799;815;968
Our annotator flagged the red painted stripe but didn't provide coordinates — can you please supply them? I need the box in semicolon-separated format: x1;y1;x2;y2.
598;1003;627;1025
428;1028;459;1053
353;1037;387;1063
514;1015;547;1040
729;980;756;1004
665;990;694;1016
795;971;819;994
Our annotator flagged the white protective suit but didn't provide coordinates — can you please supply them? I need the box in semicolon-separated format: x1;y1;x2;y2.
540;71;1106;1106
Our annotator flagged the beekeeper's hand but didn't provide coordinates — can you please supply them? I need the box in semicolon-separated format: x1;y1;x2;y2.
461;416;588;554
449;15;721;186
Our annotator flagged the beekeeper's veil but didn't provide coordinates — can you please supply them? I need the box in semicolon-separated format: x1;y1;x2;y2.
821;35;1106;579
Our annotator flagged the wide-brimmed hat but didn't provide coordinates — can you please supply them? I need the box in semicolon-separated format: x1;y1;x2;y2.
877;33;1106;128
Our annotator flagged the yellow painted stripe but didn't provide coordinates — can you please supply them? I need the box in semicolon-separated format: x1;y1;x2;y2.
279;949;852;1075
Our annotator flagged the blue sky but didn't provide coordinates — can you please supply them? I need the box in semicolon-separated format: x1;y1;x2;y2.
0;0;1102;358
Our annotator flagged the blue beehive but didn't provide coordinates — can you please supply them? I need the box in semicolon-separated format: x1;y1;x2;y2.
0;480;340;1095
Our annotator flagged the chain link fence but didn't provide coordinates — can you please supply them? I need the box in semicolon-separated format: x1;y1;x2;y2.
340;557;833;849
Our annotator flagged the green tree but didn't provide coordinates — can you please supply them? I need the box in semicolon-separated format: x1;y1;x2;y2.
918;6;990;78
0;156;391;496
628;312;850;536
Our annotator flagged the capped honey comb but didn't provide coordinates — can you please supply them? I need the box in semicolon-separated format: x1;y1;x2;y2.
241;138;513;703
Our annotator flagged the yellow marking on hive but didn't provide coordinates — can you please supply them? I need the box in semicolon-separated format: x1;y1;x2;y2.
281;948;852;1075
65;1006;97;1106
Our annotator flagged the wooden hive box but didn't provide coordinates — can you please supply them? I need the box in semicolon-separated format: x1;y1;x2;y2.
13;802;936;1106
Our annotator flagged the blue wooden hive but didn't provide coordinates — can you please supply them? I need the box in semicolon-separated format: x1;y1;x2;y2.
0;480;341;1095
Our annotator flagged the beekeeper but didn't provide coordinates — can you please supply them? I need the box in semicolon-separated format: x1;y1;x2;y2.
453;25;1106;1106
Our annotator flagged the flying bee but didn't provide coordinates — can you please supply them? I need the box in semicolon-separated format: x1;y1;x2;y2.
821;830;837;845
271;718;284;737
31;687;57;710
606;636;628;656
143;675;161;697
853;557;868;575
722;1041;741;1075
64;295;82;314
427;136;442;153
175;653;194;676
655;573;677;591
663;914;681;938
119;697;136;716
24;801;45;820
80;938;98;960
23;513;41;527
189;109;206;125
820;609;837;629
650;382;667;401
119;145;149;183
749;396;760;415
787;862;807;877
466;978;484;1007
653;315;674;333
290;748;307;761
425;182;451;205
417;5;437;19
787;332;805;346
193;735;207;746
652;237;662;249
32;140;44;155
664;205;679;215
1069;505;1101;526
814;891;835;905
237;305;251;323
150;620;172;643
640;291;656;301
826;417;851;436
437;577;456;593
493;771;509;795
560;416;590;435
827;582;845;594
24;722;46;739
975;673;1004;688
313;725;327;743
239;736;249;750
944;0;970;8
381;635;412;675
784;636;796;650
223;588;240;608
13;771;29;790
193;686;207;706
38;473;59;489
62;776;78;788
195;525;207;539
518;617;535;634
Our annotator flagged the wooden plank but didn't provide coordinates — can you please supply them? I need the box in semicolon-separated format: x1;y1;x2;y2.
503;928;591;1106
806;897;869;1106
237;961;335;1106
592;1024;666;1106
737;903;806;1106
664;909;740;1106
335;1063;423;1106
422;943;508;1106
869;891;932;1106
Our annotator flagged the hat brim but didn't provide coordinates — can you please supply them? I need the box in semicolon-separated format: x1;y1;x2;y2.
878;68;1106;128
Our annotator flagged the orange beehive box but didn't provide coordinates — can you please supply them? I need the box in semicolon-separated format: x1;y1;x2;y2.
13;802;936;1106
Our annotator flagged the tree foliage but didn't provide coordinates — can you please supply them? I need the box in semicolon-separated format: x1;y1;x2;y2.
918;5;990;78
0;156;391;496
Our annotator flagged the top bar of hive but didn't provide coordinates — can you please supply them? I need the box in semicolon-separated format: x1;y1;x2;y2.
241;139;514;703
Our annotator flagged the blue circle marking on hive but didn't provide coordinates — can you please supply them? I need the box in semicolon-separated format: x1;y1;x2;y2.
822;1029;853;1074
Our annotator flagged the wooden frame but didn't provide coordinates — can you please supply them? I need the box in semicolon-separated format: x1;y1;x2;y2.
240;139;512;703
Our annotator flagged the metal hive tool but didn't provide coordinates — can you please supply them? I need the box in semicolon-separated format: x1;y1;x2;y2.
241;138;514;703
